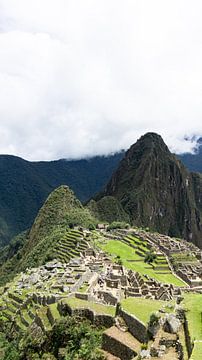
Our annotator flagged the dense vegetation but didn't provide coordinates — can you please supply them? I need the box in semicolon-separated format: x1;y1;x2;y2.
0;134;202;248
0;153;123;246
0;186;97;285
0;316;105;360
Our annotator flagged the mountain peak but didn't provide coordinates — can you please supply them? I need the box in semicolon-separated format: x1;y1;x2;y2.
127;132;170;160
98;133;202;248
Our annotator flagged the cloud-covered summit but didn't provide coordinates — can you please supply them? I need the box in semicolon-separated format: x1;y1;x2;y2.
0;0;202;160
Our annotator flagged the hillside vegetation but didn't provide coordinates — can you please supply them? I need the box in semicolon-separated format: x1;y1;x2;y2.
0;186;97;285
0;153;123;246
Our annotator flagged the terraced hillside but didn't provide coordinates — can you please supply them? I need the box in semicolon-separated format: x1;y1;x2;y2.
97;233;185;286
182;293;202;359
0;259;92;334
54;229;89;263
0;186;96;285
0;227;201;359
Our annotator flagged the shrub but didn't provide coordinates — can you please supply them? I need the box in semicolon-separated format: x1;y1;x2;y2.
108;221;130;230
144;251;157;264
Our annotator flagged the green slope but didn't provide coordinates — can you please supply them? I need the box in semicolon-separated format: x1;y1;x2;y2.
0;186;97;285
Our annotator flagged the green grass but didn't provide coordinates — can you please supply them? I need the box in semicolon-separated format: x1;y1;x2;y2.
99;239;185;286
171;252;198;265
49;303;61;321
78;283;89;293
182;293;202;342
190;342;202;360
63;297;116;316
121;297;174;324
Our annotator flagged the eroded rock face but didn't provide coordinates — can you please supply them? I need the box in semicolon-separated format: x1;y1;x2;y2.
163;314;181;334
98;133;202;248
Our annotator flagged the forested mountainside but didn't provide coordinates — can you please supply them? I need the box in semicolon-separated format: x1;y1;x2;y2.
0;134;202;248
95;133;202;248
0;153;123;246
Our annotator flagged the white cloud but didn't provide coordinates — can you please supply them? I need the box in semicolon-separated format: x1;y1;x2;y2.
0;0;202;160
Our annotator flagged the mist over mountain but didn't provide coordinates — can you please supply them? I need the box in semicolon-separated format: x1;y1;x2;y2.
178;137;202;173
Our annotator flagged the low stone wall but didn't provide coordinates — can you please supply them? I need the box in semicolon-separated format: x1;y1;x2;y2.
35;314;45;332
32;293;57;305
8;293;23;304
102;332;136;360
118;309;147;343
97;291;118;305
70;270;92;293
183;315;193;358
94;314;114;328
59;301;114;328
176;270;190;285
47;307;54;326
75;293;89;301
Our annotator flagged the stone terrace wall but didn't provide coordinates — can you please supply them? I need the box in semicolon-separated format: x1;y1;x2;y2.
102;332;136;360
183;315;193;358
58;302;114;328
118;309;147;343
97;291;118;305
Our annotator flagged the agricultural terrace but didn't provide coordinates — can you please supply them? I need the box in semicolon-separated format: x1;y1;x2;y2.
182;293;202;360
98;237;185;286
121;297;174;324
63;297;116;316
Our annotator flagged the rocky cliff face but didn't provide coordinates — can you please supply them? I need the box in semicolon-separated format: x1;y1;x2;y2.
99;133;202;248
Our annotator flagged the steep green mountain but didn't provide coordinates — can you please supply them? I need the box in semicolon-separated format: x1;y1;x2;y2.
87;197;130;224
0;155;52;246
178;137;202;173
0;138;202;248
95;133;202;248
0;153;123;246
0;185;96;285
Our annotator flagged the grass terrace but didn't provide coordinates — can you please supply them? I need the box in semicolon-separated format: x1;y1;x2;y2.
98;238;185;286
171;252;198;264
121;297;174;324
62;297;116;316
182;293;202;342
78;282;89;293
190;342;202;360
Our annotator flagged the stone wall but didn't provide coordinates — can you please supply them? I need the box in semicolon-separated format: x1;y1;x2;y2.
58;301;114;328
118;309;147;343
97;291;118;305
75;293;89;301
102;332;136;360
183;315;193;358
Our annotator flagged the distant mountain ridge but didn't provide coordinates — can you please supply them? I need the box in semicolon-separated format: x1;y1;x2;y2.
0;135;202;247
178;137;202;173
95;133;202;248
0;153;124;246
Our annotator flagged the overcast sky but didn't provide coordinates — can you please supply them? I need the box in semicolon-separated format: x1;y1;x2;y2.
0;1;202;160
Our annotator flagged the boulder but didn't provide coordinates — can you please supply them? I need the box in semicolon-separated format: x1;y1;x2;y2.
163;314;181;333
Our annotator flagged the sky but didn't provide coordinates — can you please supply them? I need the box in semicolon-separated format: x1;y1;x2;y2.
0;1;202;161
